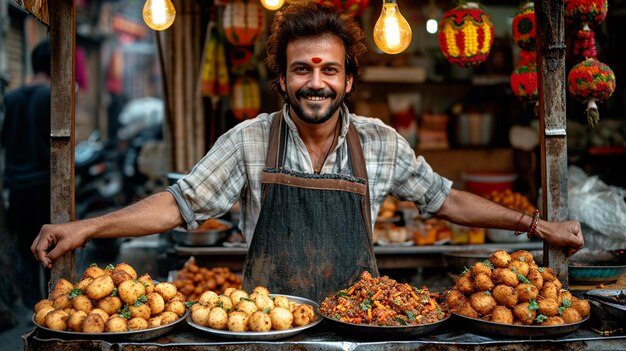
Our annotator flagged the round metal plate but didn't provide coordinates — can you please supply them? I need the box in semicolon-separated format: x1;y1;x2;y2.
34;309;189;341
319;312;450;338
452;312;588;338
186;295;322;340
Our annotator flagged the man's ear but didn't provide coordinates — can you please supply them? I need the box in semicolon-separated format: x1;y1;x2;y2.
279;74;286;92
346;74;353;94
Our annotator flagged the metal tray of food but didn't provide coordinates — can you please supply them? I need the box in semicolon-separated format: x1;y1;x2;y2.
584;289;626;320
171;219;233;246
34;309;189;341
186;295;321;340
452;312;588;338
319;312;450;338
568;249;626;284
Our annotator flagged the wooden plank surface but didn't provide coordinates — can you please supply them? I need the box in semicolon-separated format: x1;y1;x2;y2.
8;0;48;25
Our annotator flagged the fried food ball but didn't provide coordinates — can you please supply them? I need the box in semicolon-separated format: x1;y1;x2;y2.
130;303;151;320
199;291;219;307
571;297;591;318
489;305;514;324
114;263;138;280
159;311;179;325
474;273;495;292
82;265;107;280
254;294;275;311
539;267;557;282
509;250;535;266
89;308;110;323
515;283;538;302
127;317;149;331
540;282;558;301
235;299;258;315
138;274;155;294
165;300;186;317
292;304;314;326
456;301;479;319
35;299;53;313
110;269;133;286
51;278;74;300
67;310;88;332
561;307;582;324
508;260;530;277
223;287;237;297
227;311;250;332
489;250;512;268
118;280;147;304
445;289;466;310
513;302;536;325
551;278;563;291
171;292;186;303
52;294;72;310
35;306;56;326
541;316;565;326
248;311;272;332
492;268;519;287
147;316;162;328
191;305;212;326
469;292;497;316
154;282;177;301
147;292;165;315
97;296;123;316
81;313;105;333
71;294;93;313
218;295;234;311
537;298;560;317
106;315;128;332
74;277;93;291
472;262;492;277
455;274;474;294
526;268;544;290
269;307;293;330
206;307;228;330
85;275;115;300
252;286;270;296
557;289;573;307
230;290;249;305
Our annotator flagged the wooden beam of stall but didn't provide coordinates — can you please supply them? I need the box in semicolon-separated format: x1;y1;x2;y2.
48;0;76;286
534;0;569;287
8;0;48;25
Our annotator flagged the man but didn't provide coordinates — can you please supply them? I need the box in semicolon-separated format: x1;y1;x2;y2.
3;40;52;306
32;3;583;302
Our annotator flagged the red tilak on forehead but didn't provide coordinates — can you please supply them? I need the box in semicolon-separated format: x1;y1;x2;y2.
311;57;322;64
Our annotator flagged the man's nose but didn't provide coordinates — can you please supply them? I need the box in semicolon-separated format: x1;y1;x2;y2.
307;70;325;90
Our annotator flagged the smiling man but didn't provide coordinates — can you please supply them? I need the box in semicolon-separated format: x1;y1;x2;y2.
32;1;584;303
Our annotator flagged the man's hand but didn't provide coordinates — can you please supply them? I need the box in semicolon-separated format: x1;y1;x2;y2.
535;220;584;257
31;221;90;269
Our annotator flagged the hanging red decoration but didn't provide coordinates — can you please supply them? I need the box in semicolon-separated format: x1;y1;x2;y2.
567;58;616;127
564;0;608;26
512;2;536;51
510;51;538;103
223;0;265;46
313;0;370;17
438;2;495;68
231;77;261;120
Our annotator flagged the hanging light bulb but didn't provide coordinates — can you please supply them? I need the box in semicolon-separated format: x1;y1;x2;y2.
143;0;176;31
425;0;438;34
373;0;412;54
260;0;285;11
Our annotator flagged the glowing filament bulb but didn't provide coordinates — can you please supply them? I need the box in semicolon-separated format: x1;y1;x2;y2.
260;0;285;11
143;0;176;31
373;0;412;54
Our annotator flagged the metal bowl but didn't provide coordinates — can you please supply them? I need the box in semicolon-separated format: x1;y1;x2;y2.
568;249;626;284
319;313;450;339
486;228;530;243
171;219;233;246
452;312;588;338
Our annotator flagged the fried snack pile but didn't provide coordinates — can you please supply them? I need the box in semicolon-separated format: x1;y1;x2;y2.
172;259;242;301
484;189;536;213
33;263;187;332
319;271;447;326
190;286;316;332
445;250;591;326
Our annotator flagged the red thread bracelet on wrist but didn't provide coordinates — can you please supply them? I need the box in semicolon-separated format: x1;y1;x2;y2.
514;212;527;236
527;210;541;238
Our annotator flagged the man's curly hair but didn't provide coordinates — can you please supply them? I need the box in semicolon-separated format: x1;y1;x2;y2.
265;1;367;97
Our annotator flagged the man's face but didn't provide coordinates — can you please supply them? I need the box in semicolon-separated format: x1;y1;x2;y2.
280;35;353;125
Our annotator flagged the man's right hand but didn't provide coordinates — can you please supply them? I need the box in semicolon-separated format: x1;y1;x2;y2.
31;221;90;269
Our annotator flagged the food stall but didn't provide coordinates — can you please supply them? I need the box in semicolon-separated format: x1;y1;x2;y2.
14;0;626;349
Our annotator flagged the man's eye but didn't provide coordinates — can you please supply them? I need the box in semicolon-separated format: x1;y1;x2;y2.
323;67;338;73
294;66;309;73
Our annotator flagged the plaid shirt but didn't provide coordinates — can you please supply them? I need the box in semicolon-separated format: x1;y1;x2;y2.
168;104;452;243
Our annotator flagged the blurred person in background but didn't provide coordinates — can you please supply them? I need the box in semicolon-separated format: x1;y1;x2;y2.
1;40;51;307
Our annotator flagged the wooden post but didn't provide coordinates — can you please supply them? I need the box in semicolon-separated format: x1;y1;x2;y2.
535;0;570;287
48;0;76;286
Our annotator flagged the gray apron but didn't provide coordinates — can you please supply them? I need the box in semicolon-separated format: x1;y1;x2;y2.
242;113;379;303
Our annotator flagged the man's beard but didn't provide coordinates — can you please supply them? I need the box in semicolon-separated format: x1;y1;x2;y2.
286;86;345;125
